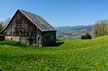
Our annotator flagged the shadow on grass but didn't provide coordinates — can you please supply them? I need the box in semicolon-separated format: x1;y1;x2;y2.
44;41;64;47
0;40;64;47
46;41;64;47
56;41;64;46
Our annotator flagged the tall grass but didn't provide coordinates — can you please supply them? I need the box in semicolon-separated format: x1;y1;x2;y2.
0;36;108;71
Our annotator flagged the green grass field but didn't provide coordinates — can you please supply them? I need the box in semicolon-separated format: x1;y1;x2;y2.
1;36;108;71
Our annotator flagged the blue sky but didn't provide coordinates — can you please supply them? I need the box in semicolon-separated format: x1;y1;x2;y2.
0;0;108;26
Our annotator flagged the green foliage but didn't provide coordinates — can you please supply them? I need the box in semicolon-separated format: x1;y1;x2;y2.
0;34;4;36
0;34;4;41
81;33;92;39
0;40;27;47
92;20;108;38
0;22;3;32
0;18;11;29
1;36;108;70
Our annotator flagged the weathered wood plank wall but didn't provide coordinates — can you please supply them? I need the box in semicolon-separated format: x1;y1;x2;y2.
3;11;56;46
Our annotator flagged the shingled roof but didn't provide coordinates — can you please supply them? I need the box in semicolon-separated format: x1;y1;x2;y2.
2;9;56;32
20;9;56;32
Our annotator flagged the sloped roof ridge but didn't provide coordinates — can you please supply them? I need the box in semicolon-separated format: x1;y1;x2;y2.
19;9;56;32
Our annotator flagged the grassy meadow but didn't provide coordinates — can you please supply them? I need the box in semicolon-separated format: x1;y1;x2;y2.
1;36;108;71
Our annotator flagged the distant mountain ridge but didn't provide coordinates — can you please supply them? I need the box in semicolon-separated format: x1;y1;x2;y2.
55;25;93;33
55;25;93;40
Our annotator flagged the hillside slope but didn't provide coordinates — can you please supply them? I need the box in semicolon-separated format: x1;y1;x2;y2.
0;36;108;71
56;25;92;40
55;25;92;33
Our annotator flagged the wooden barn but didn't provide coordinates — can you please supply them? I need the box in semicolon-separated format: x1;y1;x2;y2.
2;9;56;46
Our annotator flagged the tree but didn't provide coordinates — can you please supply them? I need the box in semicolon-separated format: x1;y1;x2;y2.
2;18;11;28
85;33;92;39
4;18;11;25
81;35;84;39
0;18;11;30
81;33;92;39
0;22;3;32
91;20;108;38
0;18;11;32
